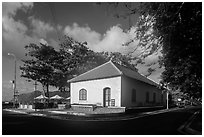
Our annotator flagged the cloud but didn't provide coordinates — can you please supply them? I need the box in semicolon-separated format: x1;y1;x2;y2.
95;25;130;52
2;2;33;17
39;38;48;46
64;23;101;46
144;47;162;65
2;2;56;59
29;16;55;38
64;23;139;54
2;12;36;58
63;23;163;82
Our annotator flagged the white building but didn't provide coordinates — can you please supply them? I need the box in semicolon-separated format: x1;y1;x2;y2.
68;60;166;108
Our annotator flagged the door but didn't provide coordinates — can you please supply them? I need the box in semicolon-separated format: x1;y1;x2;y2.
103;88;111;107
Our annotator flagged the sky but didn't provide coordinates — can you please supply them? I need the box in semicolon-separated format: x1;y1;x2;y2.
2;2;164;101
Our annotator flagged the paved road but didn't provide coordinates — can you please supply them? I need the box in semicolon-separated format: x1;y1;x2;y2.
2;106;201;135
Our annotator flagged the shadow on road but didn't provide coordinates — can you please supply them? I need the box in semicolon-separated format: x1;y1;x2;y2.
2;106;201;135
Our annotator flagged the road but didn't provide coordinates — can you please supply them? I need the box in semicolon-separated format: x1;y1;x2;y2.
2;106;201;135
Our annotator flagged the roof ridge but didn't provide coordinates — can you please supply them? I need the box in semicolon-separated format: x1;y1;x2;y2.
112;61;159;86
112;61;138;72
139;73;159;86
109;60;123;75
67;60;121;83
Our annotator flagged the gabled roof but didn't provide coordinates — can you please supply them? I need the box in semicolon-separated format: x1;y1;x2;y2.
67;61;122;83
68;60;159;87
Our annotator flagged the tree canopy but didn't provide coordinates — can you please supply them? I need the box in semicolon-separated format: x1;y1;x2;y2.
140;3;201;98
104;2;201;98
20;43;58;97
20;36;137;93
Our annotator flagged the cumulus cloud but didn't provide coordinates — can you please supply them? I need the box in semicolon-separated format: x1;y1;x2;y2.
95;26;130;52
63;23;163;82
2;3;36;58
29;16;55;38
2;2;33;17
64;23;101;46
2;2;56;59
64;23;139;54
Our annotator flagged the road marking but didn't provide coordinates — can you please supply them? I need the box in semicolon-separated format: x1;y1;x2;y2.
177;110;201;134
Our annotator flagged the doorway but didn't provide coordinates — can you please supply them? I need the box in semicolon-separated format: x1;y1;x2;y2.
103;87;111;107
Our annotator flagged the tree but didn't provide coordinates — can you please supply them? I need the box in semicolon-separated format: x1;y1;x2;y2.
20;43;58;98
53;36;138;91
107;2;201;98
140;3;201;98
20;35;143;94
51;36;95;92
98;2;201;98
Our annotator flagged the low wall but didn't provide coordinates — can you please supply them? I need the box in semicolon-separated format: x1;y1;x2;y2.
71;104;126;114
58;104;66;109
94;107;126;114
71;104;94;113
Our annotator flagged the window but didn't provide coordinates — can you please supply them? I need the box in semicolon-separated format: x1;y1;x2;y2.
79;89;87;100
161;94;163;103
111;99;115;106
153;93;156;103
132;89;136;102
146;92;149;103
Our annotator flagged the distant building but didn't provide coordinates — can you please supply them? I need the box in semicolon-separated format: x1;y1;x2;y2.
68;60;166;108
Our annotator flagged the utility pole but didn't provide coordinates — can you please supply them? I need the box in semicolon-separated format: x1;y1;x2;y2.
166;91;169;109
165;82;170;110
159;81;169;109
8;53;17;108
34;81;38;111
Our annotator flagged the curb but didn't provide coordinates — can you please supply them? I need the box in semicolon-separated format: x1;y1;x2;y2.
142;107;180;115
49;110;87;116
49;110;126;117
4;109;28;114
4;109;47;117
4;107;182;122
48;111;67;114
47;107;180;121
30;113;47;117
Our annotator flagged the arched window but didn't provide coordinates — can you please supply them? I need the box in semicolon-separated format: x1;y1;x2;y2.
79;89;87;100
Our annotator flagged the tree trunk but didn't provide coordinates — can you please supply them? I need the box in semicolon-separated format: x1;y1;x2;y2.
42;84;46;96
46;84;49;103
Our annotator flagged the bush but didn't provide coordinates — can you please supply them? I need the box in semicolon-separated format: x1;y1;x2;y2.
34;103;45;109
65;104;71;109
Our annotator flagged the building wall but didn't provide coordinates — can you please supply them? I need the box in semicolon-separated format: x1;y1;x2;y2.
70;76;122;107
121;76;166;108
